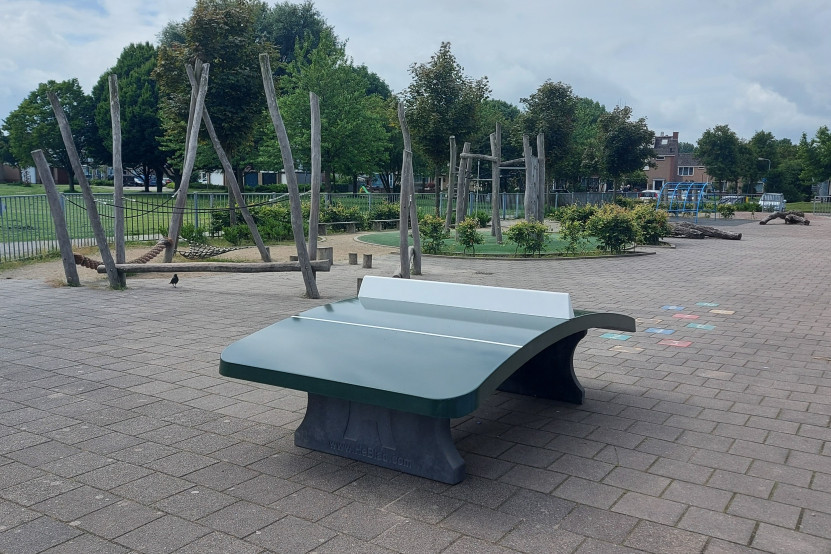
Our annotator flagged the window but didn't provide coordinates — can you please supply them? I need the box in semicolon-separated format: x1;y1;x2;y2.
678;166;694;176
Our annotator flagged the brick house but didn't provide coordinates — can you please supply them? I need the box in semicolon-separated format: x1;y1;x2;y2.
644;132;711;191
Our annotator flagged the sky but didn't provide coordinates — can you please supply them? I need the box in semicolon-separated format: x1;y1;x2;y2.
2;0;830;146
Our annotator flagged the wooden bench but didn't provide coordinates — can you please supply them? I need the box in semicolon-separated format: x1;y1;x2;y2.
317;221;358;235
219;277;635;484
370;219;400;231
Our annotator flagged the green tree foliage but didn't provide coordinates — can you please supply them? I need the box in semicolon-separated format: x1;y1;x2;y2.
594;105;654;188
518;81;577;182
2;79;95;192
255;0;332;67
799;126;831;186
155;0;275;178
678;141;695;153
505;220;549;257
275;30;389;191
565;97;606;186
91;42;167;191
0;132;15;166
404;42;490;174
695;124;741;191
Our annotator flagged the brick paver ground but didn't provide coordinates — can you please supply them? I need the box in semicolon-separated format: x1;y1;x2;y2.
1;213;831;553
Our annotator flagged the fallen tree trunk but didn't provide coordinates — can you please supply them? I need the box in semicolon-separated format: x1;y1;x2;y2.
97;260;331;274
759;211;810;225
670;222;742;240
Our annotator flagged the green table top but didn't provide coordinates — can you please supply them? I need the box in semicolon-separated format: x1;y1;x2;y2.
219;297;635;418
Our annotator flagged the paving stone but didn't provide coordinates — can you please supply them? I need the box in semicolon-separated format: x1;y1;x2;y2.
623;521;708;554
677;506;756;544
439;502;521;542
114;514;210;553
559;504;638;543
31;485;119;522
270;486;351;521
386;488;464;524
498;488;575;525
76;499;163;539
197;500;283;538
153;486;237;521
611;491;686;526
0;516;82;554
554;476;624;510
498;523;585;554
112;472;193;504
752;522;831;553
247;515;338;553
372;519;459;554
662;480;732;512
41;532;130;553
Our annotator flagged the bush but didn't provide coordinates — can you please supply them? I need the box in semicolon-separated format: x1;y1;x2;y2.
368;201;400;221
505;220;550;257
456;217;484;254
553;203;597;226
222;225;250;246
319;201;367;231
736;201;761;212
716;204;735;219
631;205;671;245
613;196;637;210
418;213;449;254
586;204;638;253
473;210;491;228
180;223;207;244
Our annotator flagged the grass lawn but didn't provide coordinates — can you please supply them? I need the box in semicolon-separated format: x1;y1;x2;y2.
0;182;116;195
359;230;600;256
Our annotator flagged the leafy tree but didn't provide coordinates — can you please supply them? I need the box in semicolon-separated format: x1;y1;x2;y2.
565;97;606;187
256;0;331;68
678;141;695;153
595;105;654;188
2;79;95;192
0;132;15;167
799;126;831;186
91;42;167;192
695;124;741;192
275;30;389;192
518;80;577;183
155;0;275;185
404;42;490;198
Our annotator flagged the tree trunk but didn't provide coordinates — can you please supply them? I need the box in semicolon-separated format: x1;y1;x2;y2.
165;63;210;263
444;136;456;231
308;92;321;260
109;74;127;287
523;135;539;222
33;149;80;286
759;211;809;225
490;123;502;242
536;133;546;221
397;103;422;277
670;222;742;240
260;53;319;298
48;91;120;289
455;142;471;241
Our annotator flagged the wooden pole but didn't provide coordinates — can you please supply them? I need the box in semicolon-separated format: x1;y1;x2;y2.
165;63;210;263
32;149;80;286
491;123;503;242
309;92;321;260
400;104;421;275
523;135;539;222
454;142;471;241
47;91;121;289
537;133;546;221
185;64;270;262
260;53;319;298
108;75;126;287
444;136;456;231
396;103;412;279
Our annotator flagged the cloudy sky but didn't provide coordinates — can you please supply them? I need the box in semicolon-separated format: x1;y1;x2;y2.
2;0;829;145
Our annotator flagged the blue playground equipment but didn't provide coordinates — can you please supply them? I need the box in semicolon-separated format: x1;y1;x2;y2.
658;182;715;222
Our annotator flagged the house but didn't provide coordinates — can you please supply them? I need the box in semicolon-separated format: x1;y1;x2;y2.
644;132;711;191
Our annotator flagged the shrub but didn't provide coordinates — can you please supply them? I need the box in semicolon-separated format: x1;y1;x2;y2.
473;210;491;228
222;225;250;245
586;204;638;253
554;203;597;226
180;223;207;244
368;200;400;221
559;218;590;254
631;205;671;245
716;204;735;219
319;201;367;231
613;196;637;209
418;213;449;254
736;201;761;212
456;217;484;254
505;220;550;257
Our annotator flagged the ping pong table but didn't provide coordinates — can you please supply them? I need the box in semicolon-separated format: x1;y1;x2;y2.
219;276;635;483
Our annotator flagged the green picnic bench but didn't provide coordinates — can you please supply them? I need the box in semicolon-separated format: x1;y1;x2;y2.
219;276;635;484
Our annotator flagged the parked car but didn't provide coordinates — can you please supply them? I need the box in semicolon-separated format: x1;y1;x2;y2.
758;192;785;212
637;190;660;202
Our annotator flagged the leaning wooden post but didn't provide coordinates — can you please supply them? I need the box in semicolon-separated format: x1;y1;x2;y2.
165;63;210;263
185;64;270;262
454;142;471;241
32;149;80;286
444;136;456;231
537;133;546;221
47;92;121;289
523;135;540;222
399;104;422;275
109;75;127;287
396;103;412;278
308;92;322;260
260;53;319;298
491;123;503;242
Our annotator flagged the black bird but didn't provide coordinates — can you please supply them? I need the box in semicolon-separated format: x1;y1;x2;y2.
170;274;179;287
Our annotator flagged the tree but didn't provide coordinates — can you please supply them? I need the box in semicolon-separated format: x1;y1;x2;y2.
595;105;654;188
679;141;695;153
0;132;15;166
518;81;577;183
155;0;275;186
91;42;167;192
565;97;606;187
404;42;489;206
275;30;389;192
469;99;521;191
799;126;831;186
2;79;94;192
695;124;741;192
256;0;331;68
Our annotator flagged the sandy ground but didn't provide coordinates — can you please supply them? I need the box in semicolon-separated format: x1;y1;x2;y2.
0;232;397;287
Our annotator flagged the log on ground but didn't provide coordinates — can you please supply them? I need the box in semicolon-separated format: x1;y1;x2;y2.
670;222;742;240
97;260;331;274
759;211;810;225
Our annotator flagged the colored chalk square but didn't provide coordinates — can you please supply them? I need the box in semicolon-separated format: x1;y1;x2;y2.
611;345;644;353
696;302;719;307
658;339;693;347
687;323;715;330
645;328;675;335
600;333;631;341
673;314;700;320
710;309;735;315
661;305;685;311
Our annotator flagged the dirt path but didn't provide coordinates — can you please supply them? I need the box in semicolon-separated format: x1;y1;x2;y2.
0;232;397;286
